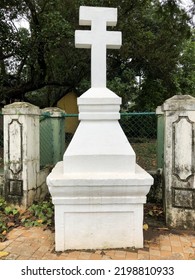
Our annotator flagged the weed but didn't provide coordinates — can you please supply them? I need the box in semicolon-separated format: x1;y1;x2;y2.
0;197;6;211
21;200;54;228
0;196;54;242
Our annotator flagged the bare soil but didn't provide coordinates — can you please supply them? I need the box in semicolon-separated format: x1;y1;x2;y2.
144;203;195;243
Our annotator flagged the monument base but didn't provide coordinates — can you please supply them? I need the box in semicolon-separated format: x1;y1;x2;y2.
47;161;153;251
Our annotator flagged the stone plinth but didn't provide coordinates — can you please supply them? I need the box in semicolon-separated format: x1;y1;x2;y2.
48;162;152;250
160;95;195;229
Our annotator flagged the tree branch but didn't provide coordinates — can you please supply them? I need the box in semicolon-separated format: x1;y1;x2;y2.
24;0;47;82
2;79;73;100
0;47;7;78
0;52;15;61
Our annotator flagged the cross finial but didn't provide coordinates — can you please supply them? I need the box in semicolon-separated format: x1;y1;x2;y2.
75;6;122;88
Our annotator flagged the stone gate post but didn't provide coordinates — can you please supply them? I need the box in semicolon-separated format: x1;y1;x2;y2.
3;102;41;208
160;95;195;229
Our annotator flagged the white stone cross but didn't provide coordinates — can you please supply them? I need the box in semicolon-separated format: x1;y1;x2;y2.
75;6;122;88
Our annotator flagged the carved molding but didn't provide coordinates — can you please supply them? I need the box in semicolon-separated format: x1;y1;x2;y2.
172;116;194;182
8;180;23;197
8;119;23;174
172;187;195;209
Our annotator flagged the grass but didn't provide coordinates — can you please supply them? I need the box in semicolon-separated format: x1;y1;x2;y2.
131;139;157;170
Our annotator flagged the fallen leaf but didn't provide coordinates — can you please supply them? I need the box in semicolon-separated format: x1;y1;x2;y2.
0;251;9;258
7;222;15;228
148;210;154;216
19;209;26;215
143;224;149;231
157;227;169;231
1;230;7;235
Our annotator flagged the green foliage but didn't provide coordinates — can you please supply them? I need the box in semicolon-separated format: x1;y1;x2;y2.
4;206;19;216
116;0;192;110
0;0;193;110
0;197;6;211
0;196;20;242
108;66;138;110
21;200;54;228
175;31;195;96
0;197;54;242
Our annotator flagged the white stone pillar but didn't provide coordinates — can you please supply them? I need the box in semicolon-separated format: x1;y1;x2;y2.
47;6;153;251
3;102;40;208
161;95;195;229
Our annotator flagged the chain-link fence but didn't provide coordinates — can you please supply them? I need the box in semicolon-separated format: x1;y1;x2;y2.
40;115;54;168
119;112;157;141
0;111;157;171
40;112;65;169
62;112;157;171
119;112;157;170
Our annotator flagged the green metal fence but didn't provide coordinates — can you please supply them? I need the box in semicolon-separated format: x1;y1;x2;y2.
0;111;158;171
39;112;157;171
119;112;157;141
40;113;65;168
40;116;54;168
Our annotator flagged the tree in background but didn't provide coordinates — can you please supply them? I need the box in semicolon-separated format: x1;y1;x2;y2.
0;0;85;105
0;0;193;109
175;30;195;96
114;0;193;110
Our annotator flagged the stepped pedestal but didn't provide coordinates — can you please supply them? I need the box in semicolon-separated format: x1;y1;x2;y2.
47;88;153;251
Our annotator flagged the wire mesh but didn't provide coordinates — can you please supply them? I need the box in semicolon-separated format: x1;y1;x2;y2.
119;112;157;142
0;111;158;171
40;113;66;168
40;116;54;168
63;112;157;170
63;112;157;144
119;112;157;170
0;111;154;171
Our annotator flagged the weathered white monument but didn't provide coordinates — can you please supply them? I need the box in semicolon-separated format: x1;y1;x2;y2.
47;6;153;251
157;95;195;229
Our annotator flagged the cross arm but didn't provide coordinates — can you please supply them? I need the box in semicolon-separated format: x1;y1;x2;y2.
79;6;118;27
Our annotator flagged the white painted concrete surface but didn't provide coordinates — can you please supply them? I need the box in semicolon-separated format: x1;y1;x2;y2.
75;6;121;88
47;6;153;250
159;95;195;229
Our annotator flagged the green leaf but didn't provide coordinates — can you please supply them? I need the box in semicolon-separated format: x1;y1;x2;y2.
4;206;12;215
12;209;19;215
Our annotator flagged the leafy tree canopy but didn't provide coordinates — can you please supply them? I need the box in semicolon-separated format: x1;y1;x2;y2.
0;0;193;109
175;29;195;96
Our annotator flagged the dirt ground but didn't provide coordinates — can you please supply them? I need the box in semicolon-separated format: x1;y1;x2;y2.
144;203;195;242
